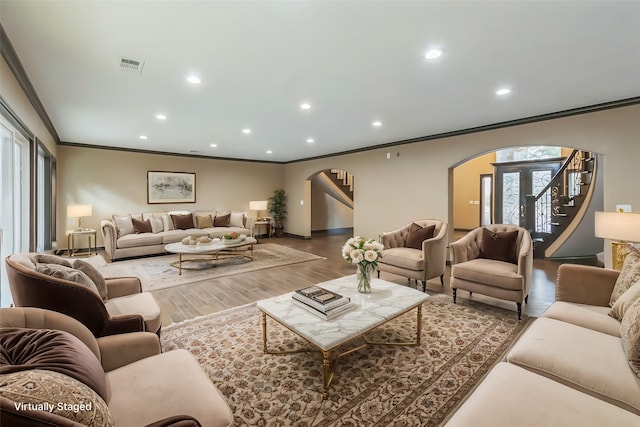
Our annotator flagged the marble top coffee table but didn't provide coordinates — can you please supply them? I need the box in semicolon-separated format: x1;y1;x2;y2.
165;237;257;275
256;275;429;398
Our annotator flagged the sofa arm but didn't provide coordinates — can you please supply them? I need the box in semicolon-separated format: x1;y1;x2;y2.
106;276;142;297
450;230;481;265
101;219;117;261
244;216;254;234
97;331;161;371
381;225;409;249
145;415;202;427
556;264;619;306
423;225;448;278
102;314;145;336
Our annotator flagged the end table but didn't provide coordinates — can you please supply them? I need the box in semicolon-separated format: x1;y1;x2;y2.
66;228;97;257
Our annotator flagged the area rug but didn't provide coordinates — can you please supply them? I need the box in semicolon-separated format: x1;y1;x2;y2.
100;243;324;292
161;293;532;426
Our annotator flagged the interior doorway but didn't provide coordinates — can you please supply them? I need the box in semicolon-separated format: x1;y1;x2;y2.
307;169;354;236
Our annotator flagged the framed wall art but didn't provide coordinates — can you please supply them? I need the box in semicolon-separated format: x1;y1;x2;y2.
147;171;196;204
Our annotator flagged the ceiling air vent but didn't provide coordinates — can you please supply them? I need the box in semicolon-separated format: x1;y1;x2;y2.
118;57;145;75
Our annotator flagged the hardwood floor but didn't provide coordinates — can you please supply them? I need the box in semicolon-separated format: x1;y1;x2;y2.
132;231;575;326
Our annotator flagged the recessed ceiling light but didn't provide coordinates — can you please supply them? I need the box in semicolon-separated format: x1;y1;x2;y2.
210;143;217;148
242;128;251;134
496;88;512;96
306;138;315;143
186;75;202;84
266;150;273;154
425;49;443;60
372;121;382;127
139;135;148;140
300;103;311;110
156;114;167;120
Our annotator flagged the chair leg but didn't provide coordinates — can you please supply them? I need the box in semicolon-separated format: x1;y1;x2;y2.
525;295;529;304
440;274;444;287
377;270;380;279
422;281;426;293
469;291;472;297
453;288;457;303
517;302;522;320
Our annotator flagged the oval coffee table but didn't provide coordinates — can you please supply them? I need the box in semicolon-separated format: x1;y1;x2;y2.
165;237;257;275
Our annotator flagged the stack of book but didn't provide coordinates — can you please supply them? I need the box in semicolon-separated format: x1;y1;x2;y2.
292;286;355;320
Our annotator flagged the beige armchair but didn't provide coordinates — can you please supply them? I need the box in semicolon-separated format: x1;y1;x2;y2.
449;225;533;319
376;219;448;292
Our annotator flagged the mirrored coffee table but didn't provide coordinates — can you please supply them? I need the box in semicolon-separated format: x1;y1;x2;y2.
165;237;257;275
256;276;429;398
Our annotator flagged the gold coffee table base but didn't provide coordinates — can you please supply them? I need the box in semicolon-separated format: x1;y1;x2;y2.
171;246;254;275
260;305;422;399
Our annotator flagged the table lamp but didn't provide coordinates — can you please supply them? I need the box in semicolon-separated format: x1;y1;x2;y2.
249;200;268;220
595;211;640;270
67;204;93;231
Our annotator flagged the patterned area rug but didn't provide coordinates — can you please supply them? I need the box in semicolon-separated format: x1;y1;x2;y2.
100;243;324;292
161;293;532;426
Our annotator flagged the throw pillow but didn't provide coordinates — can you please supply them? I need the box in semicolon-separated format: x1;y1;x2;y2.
149;216;164;233
0;370;113;426
35;263;99;295
610;246;640;307
214;213;231;227
74;259;108;300
620;297;640;378
196;214;214;229
32;254;72;268
132;218;152;234
609;280;640;321
112;214;134;237
405;223;436;250
171;214;194;230
229;211;245;228
0;328;109;401
479;228;519;264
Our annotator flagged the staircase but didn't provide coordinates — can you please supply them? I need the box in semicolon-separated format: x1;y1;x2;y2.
327;169;354;202
525;150;596;258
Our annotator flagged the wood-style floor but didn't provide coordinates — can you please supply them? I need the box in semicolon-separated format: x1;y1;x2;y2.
122;230;583;327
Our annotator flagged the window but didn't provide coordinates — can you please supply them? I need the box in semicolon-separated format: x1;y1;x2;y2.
496;146;562;163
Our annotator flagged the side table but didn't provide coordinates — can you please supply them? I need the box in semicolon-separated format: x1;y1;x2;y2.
253;220;271;239
67;228;97;257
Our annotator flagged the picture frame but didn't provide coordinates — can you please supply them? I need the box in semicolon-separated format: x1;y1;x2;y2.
147;171;196;204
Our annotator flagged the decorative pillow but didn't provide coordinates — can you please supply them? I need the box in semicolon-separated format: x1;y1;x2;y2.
229;212;245;228
35;263;99;295
0;328;109;401
149;216;164;233
405;223;436;250
0;370;113;426
479;228;519;264
196;214;214;229
610;246;640;307
620;298;640;378
112;214;134;237
74;259;108;300
161;214;174;231
132;218;152;234
171;214;194;230
609;280;640;321
214;213;231;227
32;254;72;268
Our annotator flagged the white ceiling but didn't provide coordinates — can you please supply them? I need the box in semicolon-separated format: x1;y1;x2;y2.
2;1;639;163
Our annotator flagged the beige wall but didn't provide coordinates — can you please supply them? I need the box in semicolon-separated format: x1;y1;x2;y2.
57;145;284;247
453;152;495;230
283;105;640;245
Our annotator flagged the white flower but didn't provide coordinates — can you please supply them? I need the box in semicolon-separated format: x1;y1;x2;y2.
350;249;364;264
364;250;378;262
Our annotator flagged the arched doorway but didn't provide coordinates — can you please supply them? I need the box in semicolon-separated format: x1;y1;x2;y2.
306;169;354;236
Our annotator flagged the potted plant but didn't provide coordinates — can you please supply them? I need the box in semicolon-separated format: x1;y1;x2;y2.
268;189;287;237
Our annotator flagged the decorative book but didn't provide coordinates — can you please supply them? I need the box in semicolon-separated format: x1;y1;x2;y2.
291;298;356;320
293;286;350;312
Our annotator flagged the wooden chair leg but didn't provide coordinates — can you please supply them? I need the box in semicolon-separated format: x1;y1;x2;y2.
525;295;529;304
377;270;381;279
517;302;522;320
440;274;444;287
422;281;426;292
453;288;457;303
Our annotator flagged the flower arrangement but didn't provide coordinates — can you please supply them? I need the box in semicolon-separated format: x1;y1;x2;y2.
341;236;384;293
223;231;239;240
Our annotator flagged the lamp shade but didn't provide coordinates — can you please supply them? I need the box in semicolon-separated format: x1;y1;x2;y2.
249;200;268;211
595;211;640;242
67;204;93;218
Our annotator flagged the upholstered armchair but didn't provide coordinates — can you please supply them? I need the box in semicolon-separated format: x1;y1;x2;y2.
6;253;162;337
376;219;448;292
449;225;533;319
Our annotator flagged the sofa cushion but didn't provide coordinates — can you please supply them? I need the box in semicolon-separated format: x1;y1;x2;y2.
229;211;245;228
104;293;161;334
149;216;164;233
132;218;152;234
117;233;163;248
196;214;213;229
451;258;522;291
113;214;135;237
621;298;640;378
611;281;640;321
444;362;640;427
35;263;100;295
214;212;231;227
0;328;109;401
171;214;195;230
106;349;233;427
0;369;113;426
75;259;108;300
32;254;72;268
404;223;435;250
542;301;621;337
378;247;423;271
479;228;518;264
507;317;640;414
610;246;640;306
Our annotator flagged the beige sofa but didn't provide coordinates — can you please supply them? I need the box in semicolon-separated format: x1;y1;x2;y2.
101;210;254;260
0;307;233;427
445;263;640;426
